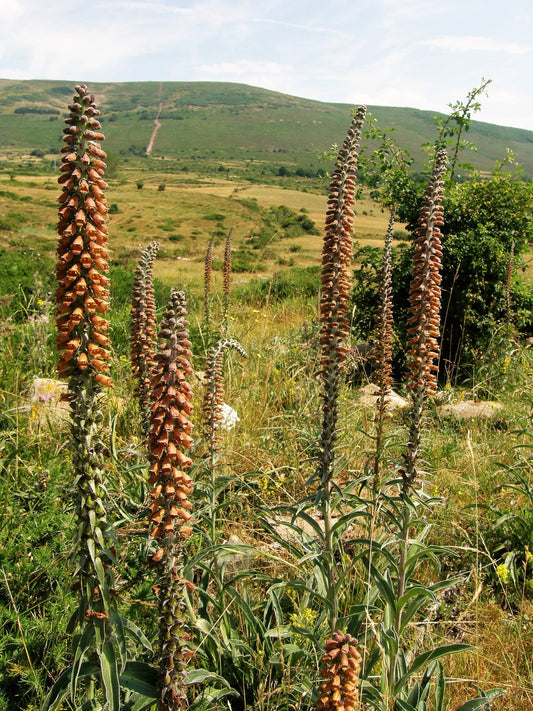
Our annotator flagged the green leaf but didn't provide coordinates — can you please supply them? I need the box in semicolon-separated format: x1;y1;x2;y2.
454;689;505;710
71;624;95;700
125;692;159;711
121;661;158;686
41;663;98;711
371;565;398;612
394;644;471;695
119;615;153;652
98;639;120;711
395;700;417;711
186;668;231;687
109;608;127;671
292;510;324;539
94;555;106;589
433;661;445;711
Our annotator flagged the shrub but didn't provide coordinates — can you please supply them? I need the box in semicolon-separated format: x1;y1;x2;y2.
235;265;320;303
352;167;533;380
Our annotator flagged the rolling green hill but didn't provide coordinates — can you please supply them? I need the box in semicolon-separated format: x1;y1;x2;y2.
1;79;533;178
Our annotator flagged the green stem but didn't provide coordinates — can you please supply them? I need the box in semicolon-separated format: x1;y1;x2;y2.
388;501;410;694
395;502;410;633
321;480;338;633
210;446;217;544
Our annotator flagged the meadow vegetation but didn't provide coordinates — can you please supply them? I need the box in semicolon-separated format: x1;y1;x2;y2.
0;82;532;711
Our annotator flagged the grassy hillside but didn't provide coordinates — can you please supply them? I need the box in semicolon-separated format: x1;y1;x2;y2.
1;79;533;177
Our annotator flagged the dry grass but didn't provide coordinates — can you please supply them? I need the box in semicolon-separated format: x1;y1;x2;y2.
0;170;408;288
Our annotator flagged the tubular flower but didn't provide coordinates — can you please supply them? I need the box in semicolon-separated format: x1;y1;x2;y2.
318;106;366;483
131;240;160;435
373;209;395;413
403;148;446;487
371;209;395;488
55;85;115;631
222;227;233;334
203;233;215;341
147;290;194;711
56;84;112;388
315;632;362;711
203;338;247;455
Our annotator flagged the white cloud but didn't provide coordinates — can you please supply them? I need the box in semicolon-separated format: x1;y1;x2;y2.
0;0;531;130
421;35;532;55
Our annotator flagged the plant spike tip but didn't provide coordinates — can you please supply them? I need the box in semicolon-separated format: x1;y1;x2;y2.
403;147;447;488
148;289;194;710
318;105;366;485
131;240;160;435
56;84;112;388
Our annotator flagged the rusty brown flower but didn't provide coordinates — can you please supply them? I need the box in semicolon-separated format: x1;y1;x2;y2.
56;84;112;388
318;106;366;484
316;631;362;711
131;240;160;434
147;290;194;710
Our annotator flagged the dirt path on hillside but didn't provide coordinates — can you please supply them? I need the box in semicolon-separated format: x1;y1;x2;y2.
146;82;162;155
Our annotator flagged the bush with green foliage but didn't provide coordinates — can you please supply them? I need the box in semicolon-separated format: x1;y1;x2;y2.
353;162;533;383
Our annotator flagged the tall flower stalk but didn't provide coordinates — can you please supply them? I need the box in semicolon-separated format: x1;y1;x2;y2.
371;208;395;489
202;233;216;348
131;240;159;436
222;227;233;336
54;83;118;705
317;106;366;632
394;148;446;652
202;337;246;541
403;148;446;488
147;290;194;710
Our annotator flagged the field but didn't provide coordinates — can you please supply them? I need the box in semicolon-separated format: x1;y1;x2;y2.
1;93;533;711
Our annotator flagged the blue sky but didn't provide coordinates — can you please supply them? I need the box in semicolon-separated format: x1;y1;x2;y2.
2;0;532;130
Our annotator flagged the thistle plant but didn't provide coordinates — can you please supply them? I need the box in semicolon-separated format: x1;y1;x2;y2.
131;240;160;436
371;209;395;489
147;290;194;711
50;83;119;708
317;105;366;632
315;632;362;711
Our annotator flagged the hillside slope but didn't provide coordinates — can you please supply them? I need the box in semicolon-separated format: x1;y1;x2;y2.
1;79;532;176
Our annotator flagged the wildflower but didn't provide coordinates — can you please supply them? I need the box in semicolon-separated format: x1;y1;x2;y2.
318;106;366;485
55;83;116;669
496;564;510;585
316;631;362;711
130;240;159;435
402;148;447;488
219;403;240;431
56;84;112;389
147;290;194;710
203;339;247;454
